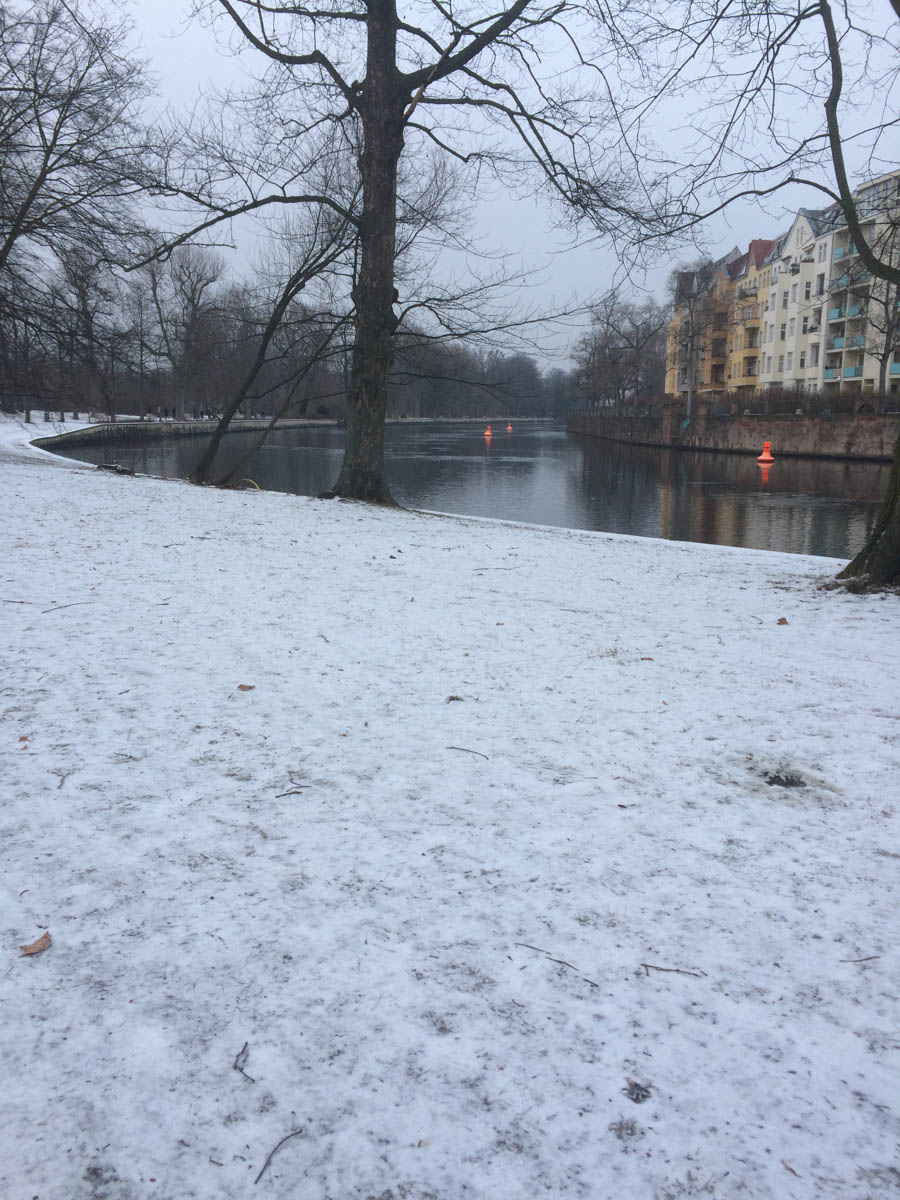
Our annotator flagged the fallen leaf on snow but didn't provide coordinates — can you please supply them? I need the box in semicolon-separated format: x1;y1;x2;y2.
640;657;654;661
21;931;51;956
777;617;789;625
237;684;256;691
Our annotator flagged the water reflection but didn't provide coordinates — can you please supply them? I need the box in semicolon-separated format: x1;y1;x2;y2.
62;420;888;558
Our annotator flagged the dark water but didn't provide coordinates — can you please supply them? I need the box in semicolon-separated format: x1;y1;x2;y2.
65;419;890;558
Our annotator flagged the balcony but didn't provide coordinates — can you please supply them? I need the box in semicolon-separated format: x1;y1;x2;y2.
824;367;840;380
834;271;872;290
828;307;844;321
891;363;900;376
846;304;864;319
828;336;845;350
848;334;867;348
843;366;863;378
833;244;857;260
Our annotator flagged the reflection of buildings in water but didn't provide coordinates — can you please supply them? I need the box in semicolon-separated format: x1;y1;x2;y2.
576;435;885;557
711;495;743;550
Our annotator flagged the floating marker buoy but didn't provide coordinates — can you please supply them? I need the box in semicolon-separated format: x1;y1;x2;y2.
506;423;512;432
757;441;774;464
485;425;492;436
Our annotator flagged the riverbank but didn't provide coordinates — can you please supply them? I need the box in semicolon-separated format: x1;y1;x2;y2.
568;407;900;461
2;413;899;1199
29;413;550;453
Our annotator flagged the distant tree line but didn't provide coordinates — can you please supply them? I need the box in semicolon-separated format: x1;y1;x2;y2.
571;295;668;412
0;0;584;428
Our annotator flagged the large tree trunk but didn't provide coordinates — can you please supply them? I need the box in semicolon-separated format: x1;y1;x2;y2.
325;1;403;504
838;427;900;587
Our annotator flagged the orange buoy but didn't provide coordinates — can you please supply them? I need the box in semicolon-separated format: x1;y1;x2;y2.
757;441;774;464
485;425;492;437
506;422;512;432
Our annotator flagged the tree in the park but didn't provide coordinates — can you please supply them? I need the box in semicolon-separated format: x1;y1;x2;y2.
610;0;900;585
575;292;667;413
143;247;227;422
0;0;152;412
165;1;659;503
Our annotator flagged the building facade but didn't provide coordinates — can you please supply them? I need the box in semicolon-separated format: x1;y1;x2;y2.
665;171;900;405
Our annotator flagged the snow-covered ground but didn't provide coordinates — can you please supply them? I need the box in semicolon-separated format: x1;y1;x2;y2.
2;414;899;1200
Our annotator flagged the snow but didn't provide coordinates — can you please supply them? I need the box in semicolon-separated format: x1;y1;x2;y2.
2;413;899;1199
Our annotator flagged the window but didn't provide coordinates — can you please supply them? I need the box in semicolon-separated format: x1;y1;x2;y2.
810;344;819;366
768;325;774;342
799;351;806;368
817;241;828;262
816;273;825;295
791;283;798;303
788;317;796;337
778;354;784;372
780;323;786;340
766;356;773;373
786;352;793;370
782;291;789;309
804;281;812;300
802;316;809;334
770;290;776;310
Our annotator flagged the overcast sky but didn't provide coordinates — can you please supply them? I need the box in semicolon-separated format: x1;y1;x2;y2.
130;2;890;368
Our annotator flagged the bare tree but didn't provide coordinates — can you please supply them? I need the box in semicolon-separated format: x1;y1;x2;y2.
142;247;227;421
52;249;124;418
576;292;667;412
0;0;152;413
190;207;356;482
154;1;663;502
0;0;151;275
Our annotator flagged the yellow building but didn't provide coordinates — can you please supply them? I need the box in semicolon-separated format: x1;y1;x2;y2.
664;252;739;404
725;239;775;394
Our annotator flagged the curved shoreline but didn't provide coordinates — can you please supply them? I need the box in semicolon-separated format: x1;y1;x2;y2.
31;414;554;452
30;416;337;451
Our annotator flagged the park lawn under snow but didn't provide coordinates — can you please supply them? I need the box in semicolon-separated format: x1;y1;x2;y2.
1;415;899;1200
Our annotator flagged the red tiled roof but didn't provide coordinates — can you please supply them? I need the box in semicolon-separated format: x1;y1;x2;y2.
748;238;775;269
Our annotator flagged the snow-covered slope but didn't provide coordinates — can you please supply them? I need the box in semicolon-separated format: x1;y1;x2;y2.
2;415;898;1199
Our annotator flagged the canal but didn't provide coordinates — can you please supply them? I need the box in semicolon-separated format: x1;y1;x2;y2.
61;419;890;559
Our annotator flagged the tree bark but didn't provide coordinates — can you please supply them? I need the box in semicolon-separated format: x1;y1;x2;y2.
838;426;900;587
325;0;403;504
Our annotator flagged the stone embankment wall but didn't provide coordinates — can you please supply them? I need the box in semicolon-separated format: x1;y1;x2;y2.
567;406;899;462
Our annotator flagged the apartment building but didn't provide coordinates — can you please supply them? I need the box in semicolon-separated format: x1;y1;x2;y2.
756;208;838;394
726;238;775;392
665;170;900;404
664;251;740;400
